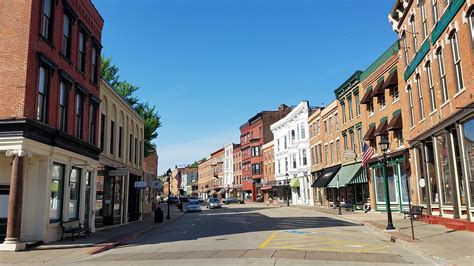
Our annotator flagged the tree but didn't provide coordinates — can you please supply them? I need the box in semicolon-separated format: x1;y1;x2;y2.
101;56;162;156
135;102;161;156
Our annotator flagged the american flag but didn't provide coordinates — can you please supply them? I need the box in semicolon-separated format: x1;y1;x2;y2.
361;143;374;167
175;171;182;188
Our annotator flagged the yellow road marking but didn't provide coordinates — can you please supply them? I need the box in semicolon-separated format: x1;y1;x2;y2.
259;232;277;249
268;240;344;250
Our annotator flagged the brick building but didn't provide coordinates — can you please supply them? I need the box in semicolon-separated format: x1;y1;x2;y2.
310;100;343;206
359;41;408;212
143;150;159;217
389;0;474;222
261;140;276;203
232;145;243;199
239;104;291;202
0;0;103;250
198;158;212;200
210;148;225;200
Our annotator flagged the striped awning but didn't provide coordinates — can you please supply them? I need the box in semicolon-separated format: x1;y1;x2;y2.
327;163;363;188
348;170;368;184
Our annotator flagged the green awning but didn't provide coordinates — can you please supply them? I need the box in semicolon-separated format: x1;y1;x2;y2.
289;178;300;188
327;163;362;188
348;169;368;185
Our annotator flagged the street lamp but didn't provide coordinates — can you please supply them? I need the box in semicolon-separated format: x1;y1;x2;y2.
337;174;342;215
379;135;395;230
166;168;172;220
285;173;290;207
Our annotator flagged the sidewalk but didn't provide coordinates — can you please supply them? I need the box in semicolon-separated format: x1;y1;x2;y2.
0;204;185;264
294;205;474;265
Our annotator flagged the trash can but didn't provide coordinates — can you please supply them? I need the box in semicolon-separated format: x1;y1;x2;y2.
154;207;163;223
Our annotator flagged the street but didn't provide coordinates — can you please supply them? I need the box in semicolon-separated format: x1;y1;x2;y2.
78;204;435;265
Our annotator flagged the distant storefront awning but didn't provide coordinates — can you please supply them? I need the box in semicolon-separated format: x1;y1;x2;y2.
312;165;341;187
387;112;402;131
360;88;373;104
374;120;388;136
327;163;363;188
289;178;300;188
383;70;398;89
363;126;376;141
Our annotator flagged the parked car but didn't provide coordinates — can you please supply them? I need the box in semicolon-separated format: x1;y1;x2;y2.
168;196;180;205
207;198;222;209
222;197;242;204
185;200;202;213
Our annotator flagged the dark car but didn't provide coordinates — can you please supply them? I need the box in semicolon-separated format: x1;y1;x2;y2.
168;196;180;205
222;197;242;204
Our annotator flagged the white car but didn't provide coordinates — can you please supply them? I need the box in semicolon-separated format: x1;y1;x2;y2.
186;200;202;213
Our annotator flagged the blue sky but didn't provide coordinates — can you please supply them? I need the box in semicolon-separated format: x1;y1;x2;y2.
93;0;397;174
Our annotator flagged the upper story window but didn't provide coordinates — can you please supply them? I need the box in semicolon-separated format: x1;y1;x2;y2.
341;102;346;124
300;123;306;139
42;0;54;41
343;134;348;150
88;103;97;145
58;81;69;131
110;120;115;154
290;130;295;145
449;31;464;93
420;4;428;40
336;139;341;162
78;31;87;73
37;66;50;123
378;94;386;110
368;101;374;116
407;86;415;127
432;0;439;24
75;92;84;138
402;32;409;66
91;46;99;84
334;113;339;131
426;61;436;112
324;145;328;164
251;146;260;157
323;120;327;135
347;97;353;120
354;93;360;116
317;120;320;134
436;48;449;103
292;154;297;169
284;135;287;149
118;126;123;158
410;15;418;53
100;114;105;150
391;86;400;102
309;124;313;138
328;117;332;134
330;142;334;164
61;14;71;58
349;130;355;152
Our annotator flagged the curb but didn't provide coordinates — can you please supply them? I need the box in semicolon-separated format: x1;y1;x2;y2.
294;206;446;265
88;210;186;255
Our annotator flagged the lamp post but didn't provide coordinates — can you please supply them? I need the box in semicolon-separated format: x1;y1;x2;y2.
166;168;172;220
285;173;290;207
379;135;395;230
337;174;342;215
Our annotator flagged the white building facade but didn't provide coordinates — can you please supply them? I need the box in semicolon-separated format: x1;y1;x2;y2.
223;144;234;198
271;101;314;206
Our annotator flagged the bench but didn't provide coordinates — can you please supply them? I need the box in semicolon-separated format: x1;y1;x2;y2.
60;220;90;241
402;205;424;220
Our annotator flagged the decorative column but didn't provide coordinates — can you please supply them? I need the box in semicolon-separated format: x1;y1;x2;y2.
1;149;30;251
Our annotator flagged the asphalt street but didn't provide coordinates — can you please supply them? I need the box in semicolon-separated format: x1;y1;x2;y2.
79;204;437;265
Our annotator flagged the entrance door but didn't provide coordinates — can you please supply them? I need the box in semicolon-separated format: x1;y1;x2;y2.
0;185;9;242
84;172;92;228
128;174;140;222
103;175;114;225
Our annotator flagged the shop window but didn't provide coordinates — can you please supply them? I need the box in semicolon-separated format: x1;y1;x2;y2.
50;163;65;223
374;168;385;203
415;146;428;204
463;118;474;207
399;163;409;203
451;128;466;206
69;167;81;220
425;141;439;203
436;132;453;205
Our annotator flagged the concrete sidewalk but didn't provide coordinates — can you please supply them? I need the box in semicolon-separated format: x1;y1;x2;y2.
0;204;185;264
294;205;474;265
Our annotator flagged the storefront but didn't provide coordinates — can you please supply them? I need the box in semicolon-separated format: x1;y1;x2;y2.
370;155;409;213
95;166;125;227
312;165;341;206
411;112;474;221
326;163;369;209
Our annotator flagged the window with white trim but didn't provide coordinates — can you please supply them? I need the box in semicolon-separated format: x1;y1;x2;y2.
436;48;449;103
432;0;439;24
426;61;436;112
420;3;428;40
402;32;409;66
37;66;50;123
416;74;425;120
449;31;464;92
410;15;418;52
408;86;415;127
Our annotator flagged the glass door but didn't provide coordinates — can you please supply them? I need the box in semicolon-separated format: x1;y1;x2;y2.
84;172;92;228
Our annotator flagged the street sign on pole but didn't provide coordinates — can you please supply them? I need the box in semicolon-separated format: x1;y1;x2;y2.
152;180;162;189
134;181;147;189
109;168;128;176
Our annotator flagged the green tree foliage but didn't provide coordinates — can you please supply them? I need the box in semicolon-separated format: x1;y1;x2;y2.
101;56;161;156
